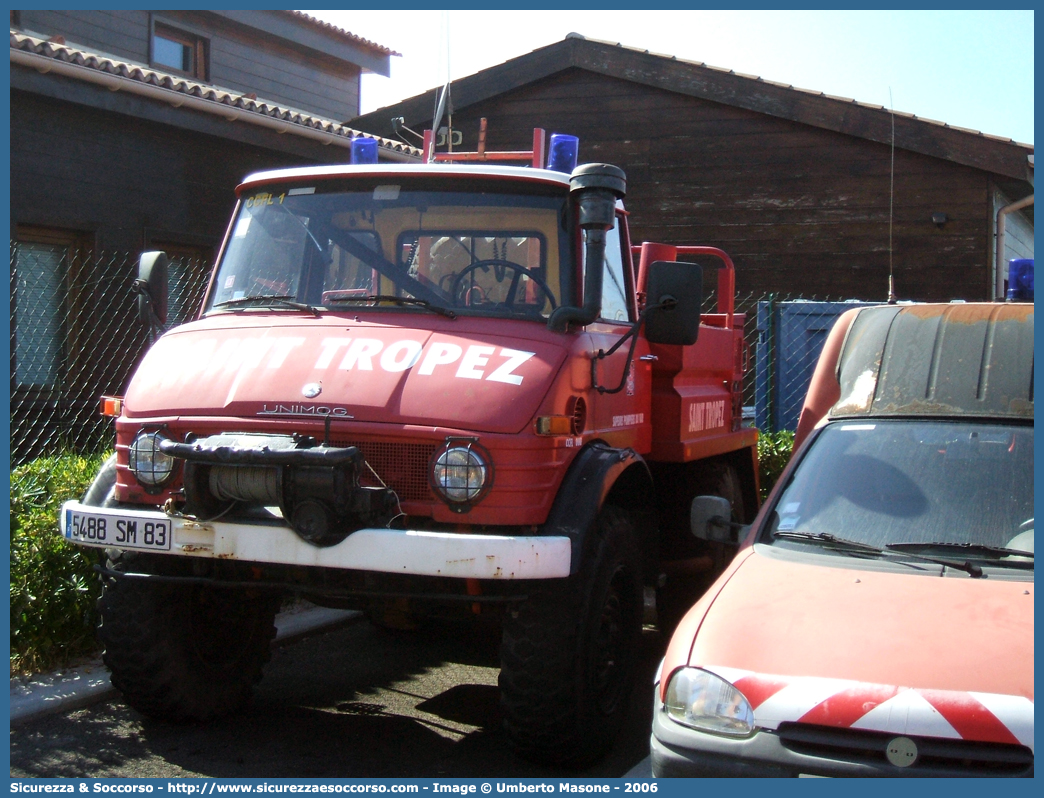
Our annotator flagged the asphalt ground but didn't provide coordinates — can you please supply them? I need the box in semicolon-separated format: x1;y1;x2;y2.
10;612;664;779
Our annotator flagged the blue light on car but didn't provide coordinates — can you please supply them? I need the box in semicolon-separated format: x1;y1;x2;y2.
546;133;579;173
1007;258;1034;301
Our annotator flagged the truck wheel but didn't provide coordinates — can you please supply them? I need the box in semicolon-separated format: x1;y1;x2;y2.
97;554;279;722
499;506;643;765
82;454;118;507
657;462;745;633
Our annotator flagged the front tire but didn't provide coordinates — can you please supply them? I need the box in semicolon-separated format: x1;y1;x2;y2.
97;555;280;722
82;454;118;507
656;461;746;633
499;506;643;765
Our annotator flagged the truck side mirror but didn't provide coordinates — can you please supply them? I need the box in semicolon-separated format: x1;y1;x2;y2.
645;260;702;345
135;251;169;327
690;495;733;543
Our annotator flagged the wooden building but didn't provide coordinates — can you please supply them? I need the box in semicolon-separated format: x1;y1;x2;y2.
354;34;1034;302
11;10;417;255
9;10;420;460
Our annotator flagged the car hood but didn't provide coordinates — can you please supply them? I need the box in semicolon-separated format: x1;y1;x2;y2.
676;549;1034;747
124;314;566;434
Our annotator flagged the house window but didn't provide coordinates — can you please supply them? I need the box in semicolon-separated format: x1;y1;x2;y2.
151;23;208;80
11;227;87;388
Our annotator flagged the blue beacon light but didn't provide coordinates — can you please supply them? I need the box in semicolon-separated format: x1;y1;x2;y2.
350;137;379;165
546;133;579;173
1006;258;1034;301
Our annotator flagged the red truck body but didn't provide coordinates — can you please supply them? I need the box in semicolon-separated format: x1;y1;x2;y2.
62;129;758;763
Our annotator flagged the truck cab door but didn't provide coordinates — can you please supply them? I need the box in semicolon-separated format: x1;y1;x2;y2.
585;216;653;453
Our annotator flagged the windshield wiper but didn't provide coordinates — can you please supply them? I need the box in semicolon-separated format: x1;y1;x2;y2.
887;541;1033;561
213;295;320;316
772;530;984;577
324;294;457;319
772;530;889;555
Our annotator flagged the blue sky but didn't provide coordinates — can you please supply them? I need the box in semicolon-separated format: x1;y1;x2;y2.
306;9;1034;145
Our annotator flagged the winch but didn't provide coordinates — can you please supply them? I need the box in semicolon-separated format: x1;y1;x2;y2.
160;432;397;546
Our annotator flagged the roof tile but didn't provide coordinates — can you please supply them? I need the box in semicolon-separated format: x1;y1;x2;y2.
10;30;419;155
283;11;400;57
566;34;1031;149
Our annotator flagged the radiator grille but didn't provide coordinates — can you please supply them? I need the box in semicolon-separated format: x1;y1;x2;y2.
336;440;438;502
777;722;1033;776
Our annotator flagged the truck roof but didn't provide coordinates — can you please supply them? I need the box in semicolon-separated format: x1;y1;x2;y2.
832;303;1034;421
237;163;573;195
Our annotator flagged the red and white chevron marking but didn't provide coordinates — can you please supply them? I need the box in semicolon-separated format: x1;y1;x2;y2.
704;665;1034;752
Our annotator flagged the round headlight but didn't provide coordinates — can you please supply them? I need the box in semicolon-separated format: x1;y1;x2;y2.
430;443;491;505
129;431;176;486
664;667;755;737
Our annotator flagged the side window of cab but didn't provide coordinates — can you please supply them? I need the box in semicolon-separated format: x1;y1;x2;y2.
599;215;631;323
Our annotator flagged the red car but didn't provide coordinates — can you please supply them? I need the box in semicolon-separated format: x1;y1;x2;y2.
651;301;1034;777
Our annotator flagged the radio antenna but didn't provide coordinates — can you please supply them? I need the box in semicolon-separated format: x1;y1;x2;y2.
445;11;453;153
428;12;452;162
887;88;897;304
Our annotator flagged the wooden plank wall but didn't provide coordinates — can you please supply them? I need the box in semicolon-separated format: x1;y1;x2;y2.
443;70;992;301
169;11;361;123
18;9;150;63
10;91;311;252
18;10;361;122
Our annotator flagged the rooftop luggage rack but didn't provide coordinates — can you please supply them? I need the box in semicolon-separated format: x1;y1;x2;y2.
423;118;546;167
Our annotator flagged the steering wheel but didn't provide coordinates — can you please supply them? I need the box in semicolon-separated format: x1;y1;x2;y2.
450;259;557;310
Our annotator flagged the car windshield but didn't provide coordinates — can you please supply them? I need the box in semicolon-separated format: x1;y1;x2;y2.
764;420;1034;560
205;181;570;319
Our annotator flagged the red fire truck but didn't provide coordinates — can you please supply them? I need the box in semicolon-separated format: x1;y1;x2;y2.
61;128;758;764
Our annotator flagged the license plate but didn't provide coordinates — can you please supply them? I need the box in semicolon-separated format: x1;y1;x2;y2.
64;509;172;552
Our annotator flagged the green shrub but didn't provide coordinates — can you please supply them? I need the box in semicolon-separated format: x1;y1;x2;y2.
757;430;795;501
10;452;110;675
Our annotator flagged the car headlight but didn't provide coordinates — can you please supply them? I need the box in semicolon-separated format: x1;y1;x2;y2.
430;441;491;507
664;667;755;736
128;431;176;487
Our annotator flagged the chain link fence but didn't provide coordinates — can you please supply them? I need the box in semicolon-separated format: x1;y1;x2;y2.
10;242;875;466
11;244;210;466
741;294;875;431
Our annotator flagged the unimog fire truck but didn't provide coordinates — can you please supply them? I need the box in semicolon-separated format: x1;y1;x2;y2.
61;128;758;764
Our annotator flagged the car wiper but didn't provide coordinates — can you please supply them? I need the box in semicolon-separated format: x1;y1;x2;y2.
213;295;320;315
772;530;888;555
773;530;984;577
887;542;1033;560
324;294;457;319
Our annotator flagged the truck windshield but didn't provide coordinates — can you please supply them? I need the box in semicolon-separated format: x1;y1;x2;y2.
765;420;1034;563
206;183;570;319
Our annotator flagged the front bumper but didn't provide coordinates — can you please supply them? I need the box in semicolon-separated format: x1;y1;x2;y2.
650;698;1034;777
652;709;856;777
60;500;570;580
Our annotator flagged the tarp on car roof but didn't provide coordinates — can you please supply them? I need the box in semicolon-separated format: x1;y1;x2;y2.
832;303;1034;420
